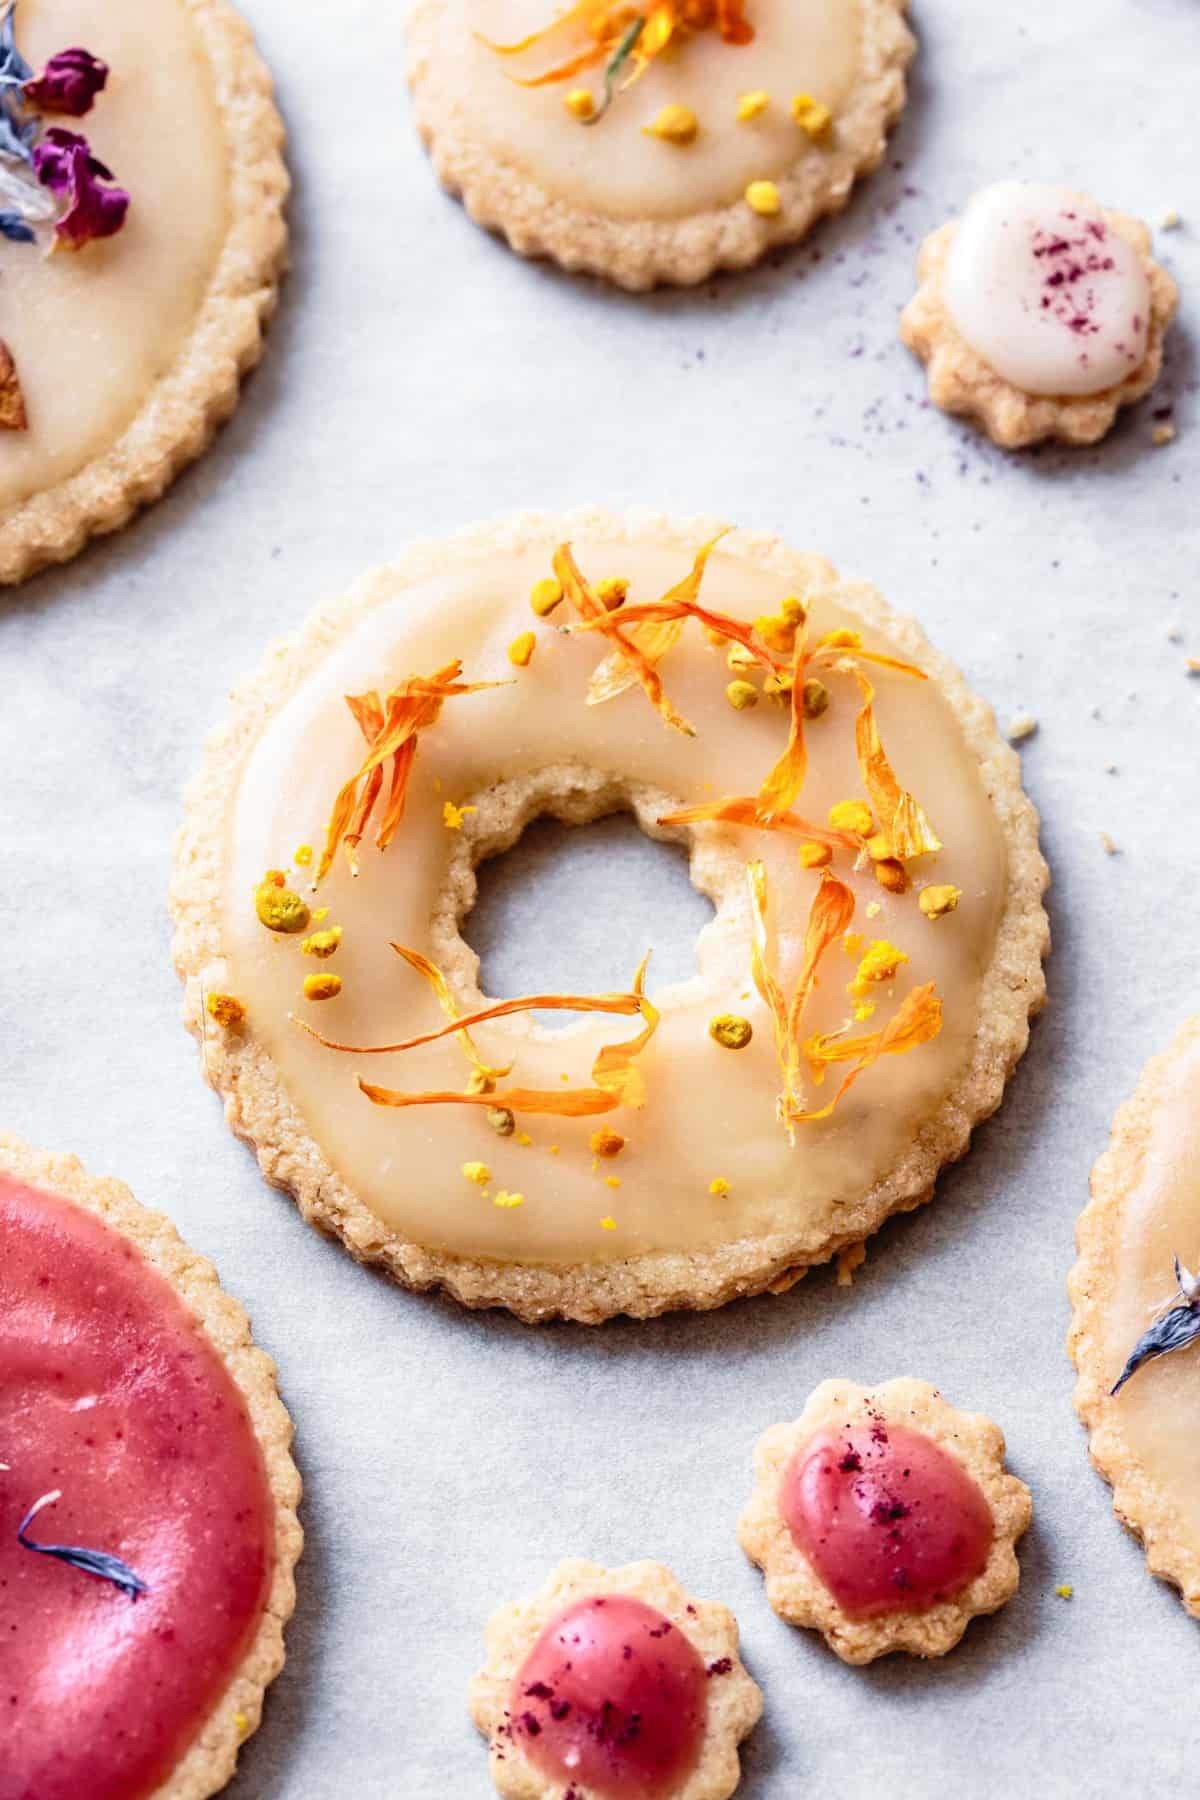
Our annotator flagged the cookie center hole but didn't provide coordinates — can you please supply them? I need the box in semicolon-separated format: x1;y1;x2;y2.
464;815;714;1031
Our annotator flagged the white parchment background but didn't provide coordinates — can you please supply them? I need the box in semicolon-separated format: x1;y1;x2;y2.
2;0;1199;1793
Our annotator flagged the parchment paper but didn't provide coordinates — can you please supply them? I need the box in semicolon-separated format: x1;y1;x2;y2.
2;0;1198;1793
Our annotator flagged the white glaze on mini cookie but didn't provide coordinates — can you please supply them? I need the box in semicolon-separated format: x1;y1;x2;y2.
459;0;860;220
943;181;1151;399
0;0;229;509
220;537;1006;1268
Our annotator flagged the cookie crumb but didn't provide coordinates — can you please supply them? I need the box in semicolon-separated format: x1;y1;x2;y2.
1186;658;1200;676
1006;714;1038;744
1100;833;1119;857
835;1242;866;1286
1166;622;1183;643
1157;208;1181;230
1152;423;1176;447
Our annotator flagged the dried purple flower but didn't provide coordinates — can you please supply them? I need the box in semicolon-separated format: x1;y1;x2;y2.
32;126;128;248
23;46;108;117
1111;1255;1200;1395
17;1490;148;1599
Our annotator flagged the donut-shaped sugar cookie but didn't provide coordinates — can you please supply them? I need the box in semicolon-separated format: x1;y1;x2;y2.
0;0;288;583
1069;1020;1200;1612
0;1133;301;1800
171;508;1048;1324
407;0;915;289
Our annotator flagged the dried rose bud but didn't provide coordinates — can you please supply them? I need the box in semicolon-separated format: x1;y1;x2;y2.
24;47;108;117
33;128;129;249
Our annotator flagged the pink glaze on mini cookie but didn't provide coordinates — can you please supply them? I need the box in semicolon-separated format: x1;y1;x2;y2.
509;1594;708;1798
781;1418;993;1617
0;1175;276;1800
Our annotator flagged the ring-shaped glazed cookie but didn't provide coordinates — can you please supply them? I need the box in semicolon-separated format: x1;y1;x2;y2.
171;508;1048;1323
0;1133;302;1800
407;0;915;289
738;1378;1031;1663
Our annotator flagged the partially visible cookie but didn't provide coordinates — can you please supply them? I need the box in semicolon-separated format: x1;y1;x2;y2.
0;1133;302;1800
1069;1019;1200;1613
738;1378;1031;1663
0;0;288;583
407;0;915;290
900;180;1178;448
469;1559;762;1799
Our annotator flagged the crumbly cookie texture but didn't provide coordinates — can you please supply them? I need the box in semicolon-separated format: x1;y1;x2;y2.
1068;1019;1200;1614
0;0;288;584
170;506;1048;1326
900;203;1178;449
406;1;914;290
469;1559;762;1799
0;1133;302;1800
738;1378;1031;1664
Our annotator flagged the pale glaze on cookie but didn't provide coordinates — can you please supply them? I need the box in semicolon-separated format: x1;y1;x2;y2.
510;1595;707;1798
0;0;229;509
456;0;862;219
781;1420;993;1616
1103;1034;1200;1536
943;181;1151;398
221;537;1007;1266
0;1174;275;1800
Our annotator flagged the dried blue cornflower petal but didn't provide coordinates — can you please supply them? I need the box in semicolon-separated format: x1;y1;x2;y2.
0;206;33;240
1111;1255;1200;1396
33;126;128;247
0;3;37;166
24;46;108;117
17;1490;149;1600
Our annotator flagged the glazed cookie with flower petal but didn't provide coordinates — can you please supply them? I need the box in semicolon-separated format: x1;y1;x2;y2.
170;507;1047;1324
900;180;1178;448
1069;1019;1200;1613
0;1133;301;1800
0;0;287;583
469;1559;762;1799
738;1378;1031;1663
407;0;915;290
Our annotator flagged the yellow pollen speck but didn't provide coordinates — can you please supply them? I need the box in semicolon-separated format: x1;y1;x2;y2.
605;1175;621;1189
797;841;833;870
854;1000;876;1022
516;1131;533;1147
206;992;245;1029
865;831;894;863
508;632;536;668
443;801;477;830
293;843;313;867
234;1712;250;1740
736;89;769;122
531;576;564;617
866;901;882;919
709;1177;731;1197
920;884;962;920
754;612;796;654
873;858;909;895
745;179;781;217
709;1013;753;1050
1055;1583;1073;1600
301;926;342;959
842;931;864;956
802;677;830;720
254;873;309;935
312;907;329;923
487;1106;516;1136
596;576;629;611
725;679;759;712
493;1190;525;1209
590;1126;625;1157
560;1073;570;1083
645;102;699;145
828;799;873;837
564;87;595;120
600;1215;617;1231
302;972;342;1002
850;940;909;996
462;1161;491;1186
792;92;832;138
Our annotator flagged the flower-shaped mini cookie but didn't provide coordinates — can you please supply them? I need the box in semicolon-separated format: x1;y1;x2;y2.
469;1559;762;1799
738;1378;1031;1663
900;180;1178;448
